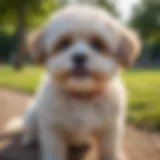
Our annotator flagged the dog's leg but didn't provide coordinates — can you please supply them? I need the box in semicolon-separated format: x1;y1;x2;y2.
39;127;67;160
99;120;125;160
22;105;37;146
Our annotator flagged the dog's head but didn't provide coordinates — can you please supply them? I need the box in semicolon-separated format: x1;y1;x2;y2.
28;5;141;93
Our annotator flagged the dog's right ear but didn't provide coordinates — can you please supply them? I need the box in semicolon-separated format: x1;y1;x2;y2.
115;28;141;68
27;30;46;64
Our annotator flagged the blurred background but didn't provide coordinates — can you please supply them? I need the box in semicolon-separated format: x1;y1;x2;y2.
0;0;160;160
0;0;160;69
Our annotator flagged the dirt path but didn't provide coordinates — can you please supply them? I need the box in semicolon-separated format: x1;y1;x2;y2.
0;89;160;160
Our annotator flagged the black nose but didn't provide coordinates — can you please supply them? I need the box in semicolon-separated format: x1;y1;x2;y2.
72;53;87;67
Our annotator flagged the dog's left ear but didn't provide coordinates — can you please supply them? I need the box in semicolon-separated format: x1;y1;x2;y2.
116;28;141;68
27;30;46;64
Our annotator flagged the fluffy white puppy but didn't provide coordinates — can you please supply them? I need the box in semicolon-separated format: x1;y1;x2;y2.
23;4;141;160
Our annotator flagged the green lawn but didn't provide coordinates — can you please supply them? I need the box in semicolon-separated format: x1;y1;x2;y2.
0;65;43;93
0;64;160;131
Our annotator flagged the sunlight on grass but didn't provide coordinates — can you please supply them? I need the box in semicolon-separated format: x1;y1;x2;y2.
0;64;160;130
122;70;160;130
0;65;43;93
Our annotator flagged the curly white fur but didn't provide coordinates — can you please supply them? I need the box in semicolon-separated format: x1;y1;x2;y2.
23;4;141;160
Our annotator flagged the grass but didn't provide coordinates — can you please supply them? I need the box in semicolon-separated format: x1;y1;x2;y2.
0;64;160;131
123;70;160;130
0;65;43;93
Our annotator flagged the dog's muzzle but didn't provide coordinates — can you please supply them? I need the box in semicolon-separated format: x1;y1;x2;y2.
72;53;88;69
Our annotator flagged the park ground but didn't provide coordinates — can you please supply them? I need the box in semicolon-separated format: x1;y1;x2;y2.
0;65;160;160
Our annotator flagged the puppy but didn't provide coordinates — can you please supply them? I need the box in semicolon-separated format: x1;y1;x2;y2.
23;4;141;160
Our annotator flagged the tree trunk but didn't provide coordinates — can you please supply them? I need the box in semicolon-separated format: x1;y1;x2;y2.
13;0;26;70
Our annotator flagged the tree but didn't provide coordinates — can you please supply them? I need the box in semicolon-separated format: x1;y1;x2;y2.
130;0;160;43
0;0;57;69
97;0;118;17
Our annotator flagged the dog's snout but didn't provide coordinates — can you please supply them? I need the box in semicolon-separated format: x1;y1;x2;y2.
72;53;87;67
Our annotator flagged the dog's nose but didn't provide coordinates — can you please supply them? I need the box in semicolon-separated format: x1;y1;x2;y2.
72;53;87;67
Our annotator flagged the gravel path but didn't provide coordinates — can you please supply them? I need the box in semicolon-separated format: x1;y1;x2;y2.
0;89;160;160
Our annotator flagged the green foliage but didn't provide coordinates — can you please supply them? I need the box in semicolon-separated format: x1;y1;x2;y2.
0;0;57;31
0;0;58;69
0;65;160;130
130;0;160;43
98;0;119;17
151;42;160;60
26;0;58;28
0;32;16;60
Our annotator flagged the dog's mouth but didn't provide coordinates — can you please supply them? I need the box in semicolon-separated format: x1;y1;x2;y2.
53;69;108;95
70;69;91;79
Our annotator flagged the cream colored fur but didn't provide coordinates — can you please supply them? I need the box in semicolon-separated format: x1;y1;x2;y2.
23;4;141;160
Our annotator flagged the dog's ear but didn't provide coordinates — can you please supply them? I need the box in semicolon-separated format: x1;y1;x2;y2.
27;30;46;64
116;28;141;68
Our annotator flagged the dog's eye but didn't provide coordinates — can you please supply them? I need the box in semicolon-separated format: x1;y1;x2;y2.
56;36;72;51
89;36;107;52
